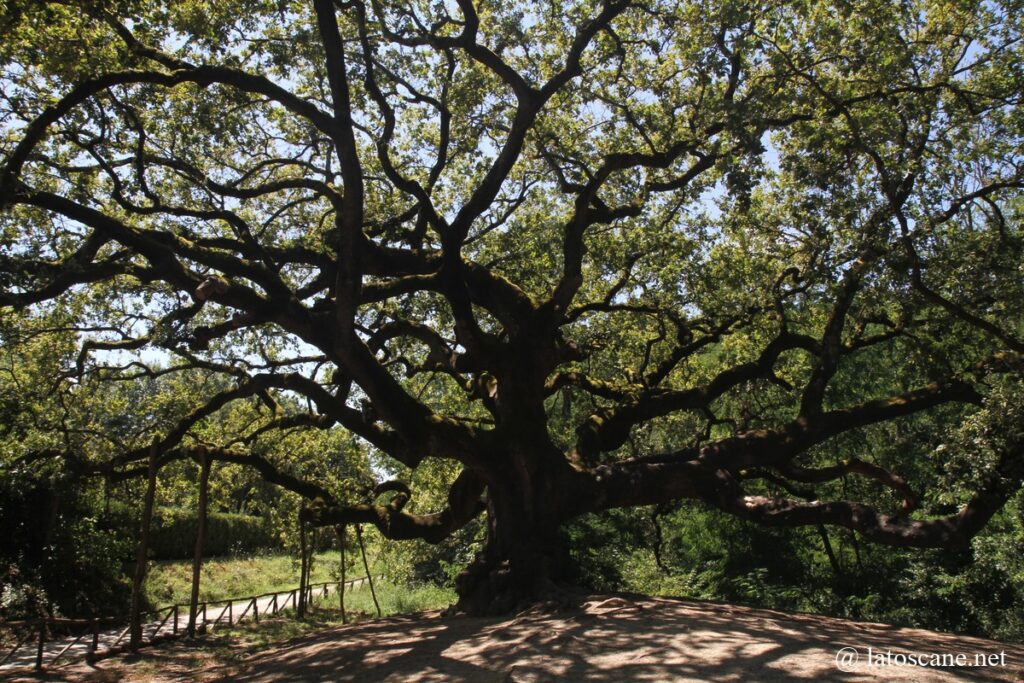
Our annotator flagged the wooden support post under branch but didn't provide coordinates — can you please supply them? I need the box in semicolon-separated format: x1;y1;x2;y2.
356;525;382;618
130;440;159;651
298;510;308;619
337;524;348;624
188;448;212;637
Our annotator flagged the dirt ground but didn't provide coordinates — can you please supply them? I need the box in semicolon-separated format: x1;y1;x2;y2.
13;595;1024;682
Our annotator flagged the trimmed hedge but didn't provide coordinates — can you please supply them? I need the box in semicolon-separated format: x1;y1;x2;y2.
147;508;279;559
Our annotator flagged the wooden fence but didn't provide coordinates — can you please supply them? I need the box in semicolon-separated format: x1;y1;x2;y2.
0;575;379;671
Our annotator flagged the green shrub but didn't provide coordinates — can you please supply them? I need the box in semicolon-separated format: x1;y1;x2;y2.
147;507;279;559
0;473;133;620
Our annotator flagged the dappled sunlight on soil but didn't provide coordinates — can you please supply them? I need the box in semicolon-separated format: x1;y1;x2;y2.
218;595;1024;682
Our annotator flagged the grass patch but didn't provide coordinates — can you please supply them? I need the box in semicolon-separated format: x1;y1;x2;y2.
142;552;455;616
215;606;350;652
196;582;454;658
143;552;345;607
326;580;455;618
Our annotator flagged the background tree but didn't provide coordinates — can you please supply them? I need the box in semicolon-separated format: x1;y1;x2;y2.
1;0;1023;615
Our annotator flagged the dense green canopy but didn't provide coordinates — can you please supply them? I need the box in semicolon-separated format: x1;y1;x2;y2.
2;0;1023;613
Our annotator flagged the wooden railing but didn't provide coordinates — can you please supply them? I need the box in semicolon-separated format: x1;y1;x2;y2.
0;575;380;671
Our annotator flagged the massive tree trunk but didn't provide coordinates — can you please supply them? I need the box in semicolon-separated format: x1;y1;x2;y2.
455;467;571;615
450;428;585;614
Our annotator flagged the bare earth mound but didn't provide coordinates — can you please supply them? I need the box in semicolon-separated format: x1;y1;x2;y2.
209;596;1022;682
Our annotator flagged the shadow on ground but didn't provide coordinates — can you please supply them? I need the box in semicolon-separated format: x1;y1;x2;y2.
202;595;1024;683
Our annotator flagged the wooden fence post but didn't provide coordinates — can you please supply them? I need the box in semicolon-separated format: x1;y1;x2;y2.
130;440;159;650
35;619;45;670
91;618;99;656
188;449;211;637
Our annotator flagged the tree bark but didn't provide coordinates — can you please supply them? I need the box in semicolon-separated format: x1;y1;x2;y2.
453;442;576;615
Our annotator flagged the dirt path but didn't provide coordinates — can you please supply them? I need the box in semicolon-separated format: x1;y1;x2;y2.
41;594;1024;682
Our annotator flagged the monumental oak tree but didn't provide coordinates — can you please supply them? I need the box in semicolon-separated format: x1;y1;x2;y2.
1;0;1023;614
